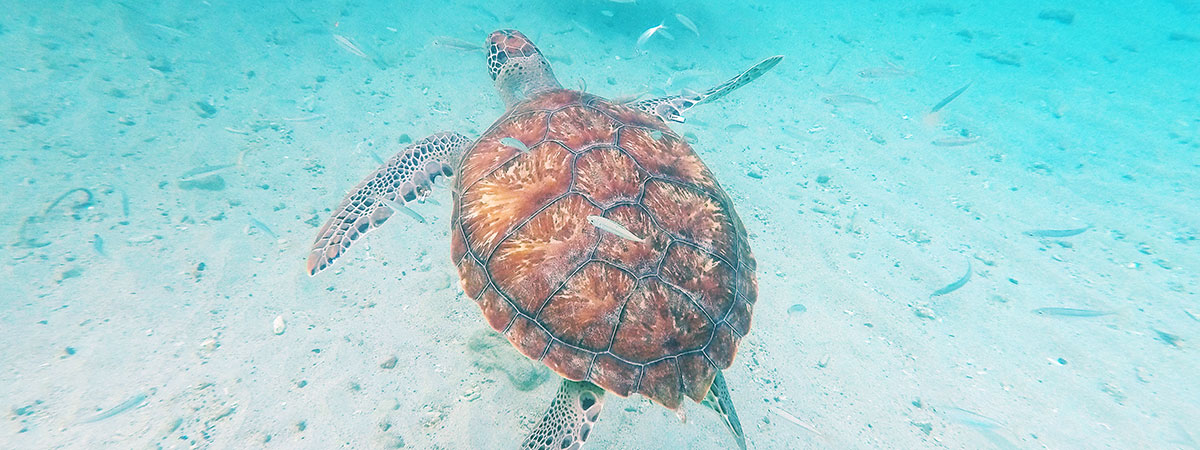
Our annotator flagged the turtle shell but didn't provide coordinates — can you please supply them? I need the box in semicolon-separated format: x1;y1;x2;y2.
450;89;757;409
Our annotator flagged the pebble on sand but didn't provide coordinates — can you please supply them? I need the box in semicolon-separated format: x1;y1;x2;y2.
273;315;286;335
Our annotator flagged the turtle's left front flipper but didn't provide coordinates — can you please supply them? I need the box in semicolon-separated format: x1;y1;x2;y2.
634;55;783;123
522;380;605;450
702;371;746;450
306;132;471;276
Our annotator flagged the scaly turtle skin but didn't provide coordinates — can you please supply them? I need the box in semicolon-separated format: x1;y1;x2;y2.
308;29;781;450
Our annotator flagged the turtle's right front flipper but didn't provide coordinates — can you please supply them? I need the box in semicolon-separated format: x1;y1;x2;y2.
633;55;783;123
306;132;471;276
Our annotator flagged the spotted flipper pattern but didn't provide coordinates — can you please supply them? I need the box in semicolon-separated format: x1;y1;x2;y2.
634;55;783;123
701;371;746;450
306;132;471;276
522;380;605;450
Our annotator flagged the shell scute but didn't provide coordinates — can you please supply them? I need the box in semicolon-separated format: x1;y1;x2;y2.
453;91;755;409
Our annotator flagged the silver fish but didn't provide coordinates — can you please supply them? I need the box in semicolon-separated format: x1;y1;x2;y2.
636;21;667;49
500;137;529;152
432;37;484;52
1032;307;1113;317
80;391;150;424
587;215;644;243
931;82;972;113
1023;226;1090;238
333;34;368;59
857;62;910;78
932;136;980;146
822;94;878;106
675;13;700;37
931;260;971;297
382;197;425;223
249;217;278;239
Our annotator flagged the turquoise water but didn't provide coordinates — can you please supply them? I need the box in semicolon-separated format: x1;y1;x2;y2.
3;1;1198;448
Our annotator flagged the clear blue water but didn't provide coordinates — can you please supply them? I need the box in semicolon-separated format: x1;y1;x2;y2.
2;1;1198;448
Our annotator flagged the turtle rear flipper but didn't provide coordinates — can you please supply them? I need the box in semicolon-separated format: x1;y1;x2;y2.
635;55;783;123
702;371;747;450
522;380;605;450
306;132;471;276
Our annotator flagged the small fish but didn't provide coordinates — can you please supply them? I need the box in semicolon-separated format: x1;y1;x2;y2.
432;37;484;52
588;215;644;243
80;391;150;424
92;233;106;257
930;82;972;113
333;34;368;59
571;20;595;36
825;55;843;76
1023;226;1090;238
248;217;278;239
500;137;529;152
675;13;700;37
600;10;614;17
382;197;426;223
940;406;1002;430
1033;307;1114;317
786;304;807;318
283;114;325;122
822;94;878;106
857;62;910;78
1154;329;1183;348
636;21;668;49
119;190;130;217
607;0;636;3
769;406;822;437
941;407;1020;450
179;163;236;181
612;91;648;104
149;23;188;38
286;7;304;23
931;260;971;297
931;136;980;146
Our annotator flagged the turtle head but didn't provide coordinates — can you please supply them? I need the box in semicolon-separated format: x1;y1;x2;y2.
487;30;561;107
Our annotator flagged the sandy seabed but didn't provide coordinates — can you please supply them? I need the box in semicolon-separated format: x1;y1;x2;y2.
2;1;1198;448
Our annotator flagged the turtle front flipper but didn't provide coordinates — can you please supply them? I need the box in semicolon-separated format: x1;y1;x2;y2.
521;380;605;450
633;55;783;123
701;371;747;450
306;132;471;276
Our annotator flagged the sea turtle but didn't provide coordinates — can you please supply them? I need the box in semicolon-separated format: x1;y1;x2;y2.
307;29;780;449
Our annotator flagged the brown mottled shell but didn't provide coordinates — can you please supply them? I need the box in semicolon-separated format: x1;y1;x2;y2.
450;90;757;409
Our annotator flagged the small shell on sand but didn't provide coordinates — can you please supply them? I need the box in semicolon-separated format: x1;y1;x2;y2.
273;315;286;335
